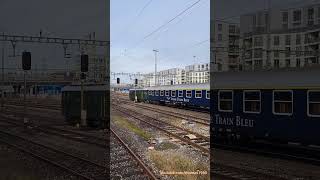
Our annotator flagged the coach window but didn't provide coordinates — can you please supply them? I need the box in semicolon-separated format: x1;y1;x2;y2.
171;90;176;97
186;90;192;98
160;90;164;96
273;90;293;115
243;90;261;113
148;91;151;95
195;90;202;98
218;90;233;112
308;91;320;116
206;90;210;99
155;90;159;96
165;90;169;96
151;90;154;96
178;90;183;97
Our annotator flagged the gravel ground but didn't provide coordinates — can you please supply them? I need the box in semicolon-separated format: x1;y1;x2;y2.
212;148;320;179
111;110;209;180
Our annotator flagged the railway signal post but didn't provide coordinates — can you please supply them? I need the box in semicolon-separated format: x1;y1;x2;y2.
80;54;88;127
22;51;31;127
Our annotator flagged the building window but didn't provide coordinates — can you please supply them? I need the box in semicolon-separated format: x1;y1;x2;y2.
186;90;192;98
218;90;233;112
218;34;223;41
274;51;279;58
218;24;223;31
178;90;183;97
296;34;301;45
285;47;291;57
308;8;314;20
285;59;290;67
243;91;261;113
171;90;176;97
155;90;159;96
296;59;301;67
296;46;302;57
308;91;320;116
160;90;164;96
285;35;291;45
206;90;210;99
274;36;280;46
195;90;202;98
273;90;293;115
293;10;302;22
282;12;288;23
274;59;280;68
165;90;169;96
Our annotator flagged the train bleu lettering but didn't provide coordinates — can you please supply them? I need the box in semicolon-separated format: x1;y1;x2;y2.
166;97;190;102
214;114;254;127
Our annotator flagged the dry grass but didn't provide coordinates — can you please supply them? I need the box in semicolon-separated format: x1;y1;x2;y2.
113;115;153;141
148;150;209;180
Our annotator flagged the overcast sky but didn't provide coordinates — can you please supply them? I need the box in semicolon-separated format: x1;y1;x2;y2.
111;0;210;78
0;0;108;72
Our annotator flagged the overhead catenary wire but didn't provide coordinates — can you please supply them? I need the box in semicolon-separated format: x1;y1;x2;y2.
126;0;202;53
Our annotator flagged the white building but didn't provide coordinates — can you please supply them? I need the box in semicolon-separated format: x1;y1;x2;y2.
240;2;320;70
157;68;185;85
141;73;156;87
185;63;210;84
212;20;240;72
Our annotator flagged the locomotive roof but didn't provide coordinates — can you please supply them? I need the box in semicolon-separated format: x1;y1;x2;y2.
139;83;210;90
212;68;320;89
62;85;109;91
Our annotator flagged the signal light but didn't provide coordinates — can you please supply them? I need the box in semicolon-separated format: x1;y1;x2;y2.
117;78;120;84
22;51;31;70
135;79;138;85
81;54;89;72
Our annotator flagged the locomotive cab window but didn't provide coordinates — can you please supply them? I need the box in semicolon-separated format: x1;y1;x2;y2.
308;91;320;116
206;90;210;99
218;90;233;112
171;90;176;97
165;90;169;96
195;90;202;98
178;90;183;97
273;90;293;115
155;90;159;96
243;90;261;113
160;90;164;96
186;90;192;98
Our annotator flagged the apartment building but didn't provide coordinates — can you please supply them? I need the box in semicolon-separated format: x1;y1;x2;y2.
240;2;320;70
212;20;241;72
185;63;210;84
157;68;185;86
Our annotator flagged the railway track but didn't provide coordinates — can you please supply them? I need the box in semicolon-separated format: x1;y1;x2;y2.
131;103;209;126
110;128;158;180
113;103;210;154
0;113;106;148
0;129;107;180
5;101;61;110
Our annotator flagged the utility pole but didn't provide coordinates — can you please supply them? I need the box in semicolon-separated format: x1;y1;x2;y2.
153;49;158;86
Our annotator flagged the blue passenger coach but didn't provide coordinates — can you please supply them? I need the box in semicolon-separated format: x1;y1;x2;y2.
211;68;320;146
129;83;210;109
